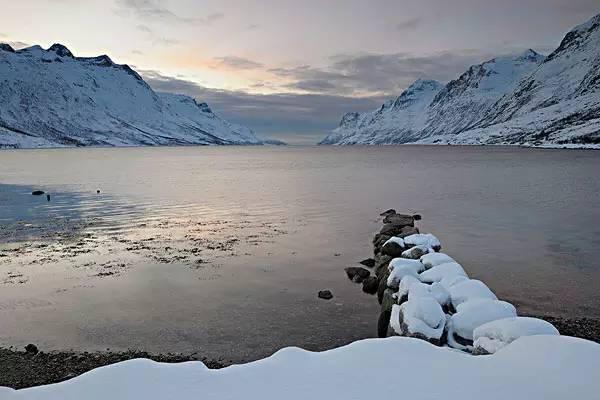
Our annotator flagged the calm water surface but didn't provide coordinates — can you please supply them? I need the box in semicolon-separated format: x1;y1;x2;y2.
0;146;599;361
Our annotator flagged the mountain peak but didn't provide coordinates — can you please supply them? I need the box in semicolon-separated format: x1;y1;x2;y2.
48;43;73;58
547;13;600;61
516;49;544;62
0;43;15;52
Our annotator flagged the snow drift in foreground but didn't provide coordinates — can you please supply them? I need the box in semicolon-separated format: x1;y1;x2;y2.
320;13;600;147
0;44;262;148
2;336;598;400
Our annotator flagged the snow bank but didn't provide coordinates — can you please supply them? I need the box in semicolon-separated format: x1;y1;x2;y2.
420;252;455;269
474;317;560;354
4;336;599;400
419;262;467;283
386;258;425;289
449;279;497;309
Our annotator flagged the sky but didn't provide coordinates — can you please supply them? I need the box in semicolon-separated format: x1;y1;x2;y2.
1;0;598;144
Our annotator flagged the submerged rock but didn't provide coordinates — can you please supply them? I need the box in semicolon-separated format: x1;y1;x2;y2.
359;258;376;268
318;290;334;300
31;190;45;196
344;267;371;283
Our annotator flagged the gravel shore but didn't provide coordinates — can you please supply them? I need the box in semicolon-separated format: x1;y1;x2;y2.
0;348;227;390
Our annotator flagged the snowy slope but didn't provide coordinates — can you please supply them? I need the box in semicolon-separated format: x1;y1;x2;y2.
320;80;443;144
0;44;261;148
2;336;598;400
321;13;600;147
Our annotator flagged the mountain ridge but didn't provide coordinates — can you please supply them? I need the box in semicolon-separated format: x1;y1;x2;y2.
0;43;262;149
320;13;600;147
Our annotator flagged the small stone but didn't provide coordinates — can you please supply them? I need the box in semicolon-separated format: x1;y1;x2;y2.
359;258;375;268
318;290;333;300
25;344;39;354
31;190;45;196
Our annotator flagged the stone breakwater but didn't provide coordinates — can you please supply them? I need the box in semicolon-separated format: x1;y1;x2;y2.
345;210;560;354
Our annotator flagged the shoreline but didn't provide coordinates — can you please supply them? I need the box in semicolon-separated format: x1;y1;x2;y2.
1;312;598;390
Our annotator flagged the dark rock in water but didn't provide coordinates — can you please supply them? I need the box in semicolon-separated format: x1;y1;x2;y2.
377;270;390;304
381;240;404;257
31;190;45;196
373;234;392;255
359;258;376;268
379;223;403;236
362;276;379;294
96;190;101;194
377;289;397;337
25;344;39;355
413;214;422;221
383;213;414;227
379;209;396;217
318;290;333;300
46;194;51;202
344;267;370;283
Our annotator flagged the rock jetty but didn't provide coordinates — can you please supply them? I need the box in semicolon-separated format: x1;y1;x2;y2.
346;210;560;354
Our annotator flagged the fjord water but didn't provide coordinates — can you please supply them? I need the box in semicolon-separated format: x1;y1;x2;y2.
1;146;599;361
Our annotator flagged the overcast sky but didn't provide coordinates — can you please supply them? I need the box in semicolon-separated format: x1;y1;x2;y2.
1;0;598;143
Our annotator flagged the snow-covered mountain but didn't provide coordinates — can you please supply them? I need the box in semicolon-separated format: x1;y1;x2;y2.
0;44;262;148
320;13;600;147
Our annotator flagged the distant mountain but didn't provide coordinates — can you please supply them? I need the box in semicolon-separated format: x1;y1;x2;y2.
320;13;600;147
0;44;261;148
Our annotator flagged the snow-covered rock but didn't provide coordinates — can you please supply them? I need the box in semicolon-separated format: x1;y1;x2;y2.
449;279;497;309
0;44;262;148
419;261;467;284
386;258;425;289
447;299;517;351
420;252;455;269
390;297;446;342
473;317;560;354
4;336;599;400
439;274;469;291
397;275;450;306
320;13;600;147
403;233;441;251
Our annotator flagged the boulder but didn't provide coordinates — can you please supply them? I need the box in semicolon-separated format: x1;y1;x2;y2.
379;209;396;217
419;262;467;284
401;245;428;259
318;290;334;300
31;190;45;196
344;267;370;283
383;213;414;227
386;258;426;289
473;317;559;354
381;239;405;257
377;269;390;304
378;289;397;337
420;252;455;269
449;279;497;309
447;299;517;351
390;298;446;345
362;276;379;295
374;254;393;278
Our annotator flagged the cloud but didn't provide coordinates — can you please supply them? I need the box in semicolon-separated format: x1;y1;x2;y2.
269;50;497;96
139;69;386;143
117;0;224;25
136;24;180;46
213;56;264;70
396;17;422;31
